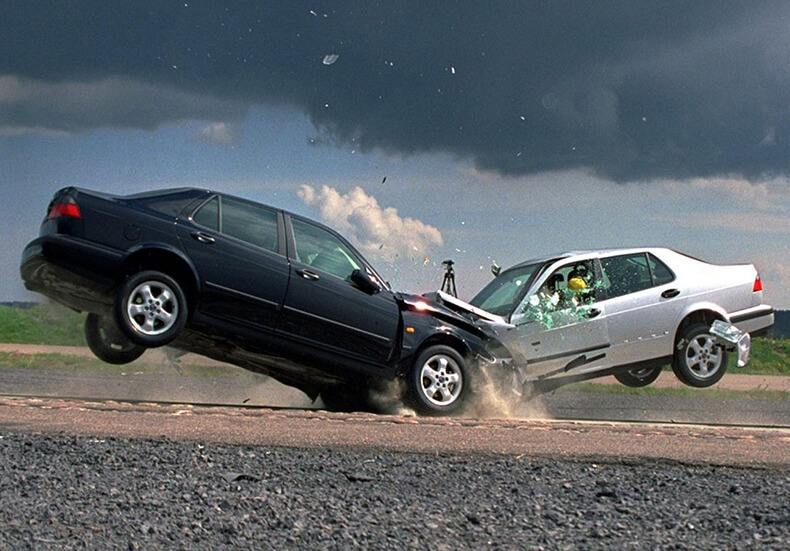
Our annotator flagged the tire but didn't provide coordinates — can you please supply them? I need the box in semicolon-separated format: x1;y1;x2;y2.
115;270;187;347
407;345;468;415
672;323;728;388
84;313;146;364
614;366;662;388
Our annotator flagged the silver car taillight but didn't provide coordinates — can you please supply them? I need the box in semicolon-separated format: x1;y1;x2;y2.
753;274;763;293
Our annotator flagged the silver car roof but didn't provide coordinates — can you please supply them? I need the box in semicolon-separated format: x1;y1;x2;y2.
507;247;674;270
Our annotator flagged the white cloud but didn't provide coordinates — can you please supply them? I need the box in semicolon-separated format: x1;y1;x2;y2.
297;184;443;260
194;122;241;144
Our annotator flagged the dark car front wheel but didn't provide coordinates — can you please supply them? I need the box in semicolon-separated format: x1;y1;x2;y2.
407;345;468;415
84;313;146;364
115;270;187;347
672;323;728;388
614;366;663;388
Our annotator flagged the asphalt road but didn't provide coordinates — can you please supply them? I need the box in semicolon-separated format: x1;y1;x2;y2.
0;365;788;427
3;352;789;549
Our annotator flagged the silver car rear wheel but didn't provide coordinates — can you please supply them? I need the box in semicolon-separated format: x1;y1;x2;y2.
672;323;728;388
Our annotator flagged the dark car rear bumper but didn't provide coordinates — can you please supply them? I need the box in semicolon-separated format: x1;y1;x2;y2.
20;235;125;314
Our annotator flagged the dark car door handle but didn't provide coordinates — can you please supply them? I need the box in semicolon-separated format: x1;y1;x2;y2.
661;288;681;299
297;269;320;281
191;231;216;244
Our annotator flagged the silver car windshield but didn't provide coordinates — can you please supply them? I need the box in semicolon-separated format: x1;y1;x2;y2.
469;262;545;317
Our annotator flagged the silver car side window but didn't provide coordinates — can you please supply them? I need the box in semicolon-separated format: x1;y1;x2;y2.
600;253;653;298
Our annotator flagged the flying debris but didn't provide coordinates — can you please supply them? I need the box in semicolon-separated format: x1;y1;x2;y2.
322;54;339;65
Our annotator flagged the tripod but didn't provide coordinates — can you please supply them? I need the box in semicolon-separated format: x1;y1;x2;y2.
440;260;457;297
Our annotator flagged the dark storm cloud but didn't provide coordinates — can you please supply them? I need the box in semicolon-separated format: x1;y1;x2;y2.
2;0;789;182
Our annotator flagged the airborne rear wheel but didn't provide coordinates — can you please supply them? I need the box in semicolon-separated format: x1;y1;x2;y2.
672;323;728;388
115;270;187;347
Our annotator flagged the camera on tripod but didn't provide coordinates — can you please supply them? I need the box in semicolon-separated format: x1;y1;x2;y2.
440;259;457;297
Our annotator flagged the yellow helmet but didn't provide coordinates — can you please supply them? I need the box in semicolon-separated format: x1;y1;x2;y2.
567;277;587;291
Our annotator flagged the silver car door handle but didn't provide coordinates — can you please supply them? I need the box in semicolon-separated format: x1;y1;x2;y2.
191;231;216;244
584;308;601;318
661;288;681;299
297;269;320;281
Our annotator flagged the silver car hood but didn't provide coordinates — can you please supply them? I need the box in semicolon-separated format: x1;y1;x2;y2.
435;290;513;329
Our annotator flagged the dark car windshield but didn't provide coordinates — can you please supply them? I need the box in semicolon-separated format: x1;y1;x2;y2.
469;262;545;317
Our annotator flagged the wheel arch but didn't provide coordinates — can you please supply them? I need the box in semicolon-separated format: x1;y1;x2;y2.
404;331;476;375
117;245;200;317
674;306;728;346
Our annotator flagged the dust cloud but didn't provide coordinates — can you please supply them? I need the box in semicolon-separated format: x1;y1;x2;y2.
462;363;551;420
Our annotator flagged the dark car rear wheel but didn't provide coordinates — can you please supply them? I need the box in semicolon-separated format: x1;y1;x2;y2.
672;323;728;388
614;366;663;388
406;345;468;416
115;270;187;347
84;313;146;364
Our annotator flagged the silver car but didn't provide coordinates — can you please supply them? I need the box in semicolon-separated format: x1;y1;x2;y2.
439;247;774;393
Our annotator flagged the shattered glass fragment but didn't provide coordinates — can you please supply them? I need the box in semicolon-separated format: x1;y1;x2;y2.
521;279;603;329
323;54;339;65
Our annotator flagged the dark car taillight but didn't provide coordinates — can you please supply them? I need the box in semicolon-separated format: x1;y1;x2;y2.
753;274;763;292
47;198;81;221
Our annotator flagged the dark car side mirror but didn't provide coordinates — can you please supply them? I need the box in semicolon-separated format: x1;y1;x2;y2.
351;269;382;295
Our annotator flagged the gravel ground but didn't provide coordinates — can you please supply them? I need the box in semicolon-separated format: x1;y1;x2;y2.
1;432;788;550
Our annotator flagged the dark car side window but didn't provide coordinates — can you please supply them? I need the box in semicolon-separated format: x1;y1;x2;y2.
192;196;278;253
291;218;361;280
601;252;673;299
192;196;219;230
221;198;279;252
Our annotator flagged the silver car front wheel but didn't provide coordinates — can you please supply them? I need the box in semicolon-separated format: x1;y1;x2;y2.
614;365;662;388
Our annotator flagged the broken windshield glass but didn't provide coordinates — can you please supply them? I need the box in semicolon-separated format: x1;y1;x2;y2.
469;262;544;317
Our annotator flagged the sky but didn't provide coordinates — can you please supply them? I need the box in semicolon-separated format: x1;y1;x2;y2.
1;1;789;309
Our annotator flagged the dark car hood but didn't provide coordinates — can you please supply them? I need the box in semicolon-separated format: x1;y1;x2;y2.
396;290;511;337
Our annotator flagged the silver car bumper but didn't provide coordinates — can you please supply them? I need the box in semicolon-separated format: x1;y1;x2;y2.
710;320;751;367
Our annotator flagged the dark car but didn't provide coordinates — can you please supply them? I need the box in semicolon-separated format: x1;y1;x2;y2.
20;187;495;414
